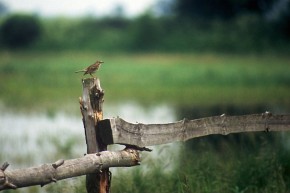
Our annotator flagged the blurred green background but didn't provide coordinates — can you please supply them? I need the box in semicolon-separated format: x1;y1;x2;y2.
0;0;290;192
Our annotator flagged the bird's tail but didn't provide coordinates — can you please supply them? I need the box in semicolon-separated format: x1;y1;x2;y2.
75;70;85;73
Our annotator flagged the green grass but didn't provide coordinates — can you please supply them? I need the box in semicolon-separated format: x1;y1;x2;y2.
111;134;290;193
0;51;289;111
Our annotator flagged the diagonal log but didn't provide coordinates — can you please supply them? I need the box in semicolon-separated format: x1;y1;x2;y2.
0;149;140;191
97;112;290;147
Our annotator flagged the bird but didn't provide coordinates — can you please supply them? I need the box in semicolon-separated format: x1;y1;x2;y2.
75;60;104;77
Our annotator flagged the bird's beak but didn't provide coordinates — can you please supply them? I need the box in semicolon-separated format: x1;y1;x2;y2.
100;61;104;63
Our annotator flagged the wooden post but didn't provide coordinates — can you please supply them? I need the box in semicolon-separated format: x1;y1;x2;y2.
79;78;110;193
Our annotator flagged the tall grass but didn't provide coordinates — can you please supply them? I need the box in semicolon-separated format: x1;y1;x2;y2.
110;133;290;193
0;51;289;111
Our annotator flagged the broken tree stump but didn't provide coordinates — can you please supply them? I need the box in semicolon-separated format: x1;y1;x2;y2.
79;78;110;193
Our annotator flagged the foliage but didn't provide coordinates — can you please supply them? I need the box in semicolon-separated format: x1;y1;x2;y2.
0;0;290;52
0;13;288;53
129;15;165;51
0;14;42;48
273;2;290;39
173;0;275;20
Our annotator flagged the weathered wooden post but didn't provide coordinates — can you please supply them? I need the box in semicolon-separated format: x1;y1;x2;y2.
79;78;110;193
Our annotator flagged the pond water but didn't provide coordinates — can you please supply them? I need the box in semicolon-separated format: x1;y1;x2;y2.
0;102;177;169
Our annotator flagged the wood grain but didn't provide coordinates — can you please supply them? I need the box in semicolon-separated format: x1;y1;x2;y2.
98;113;290;147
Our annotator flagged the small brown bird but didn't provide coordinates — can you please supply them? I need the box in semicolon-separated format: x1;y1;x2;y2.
75;60;104;77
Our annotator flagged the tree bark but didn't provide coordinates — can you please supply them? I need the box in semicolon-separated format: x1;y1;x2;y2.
0;150;140;191
79;78;109;193
97;112;290;147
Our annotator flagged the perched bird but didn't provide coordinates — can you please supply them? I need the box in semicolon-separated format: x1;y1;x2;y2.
75;60;104;77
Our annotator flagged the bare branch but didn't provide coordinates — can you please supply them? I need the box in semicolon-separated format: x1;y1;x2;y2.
0;149;140;191
98;112;290;147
